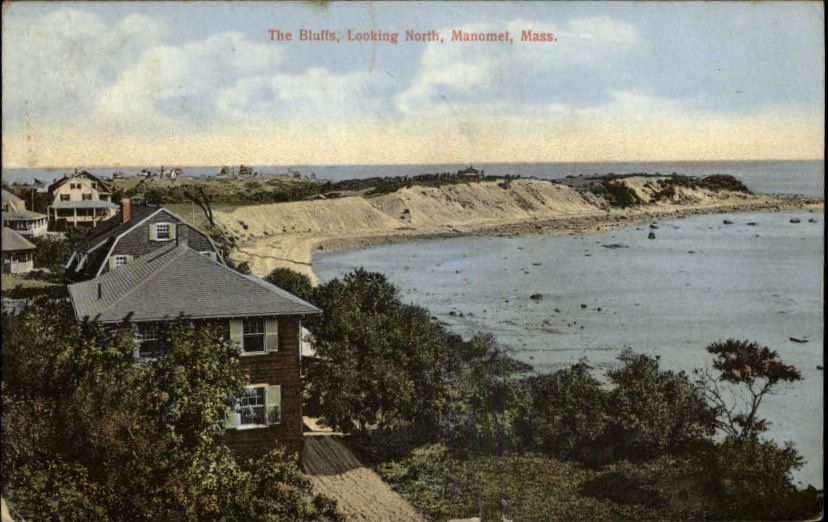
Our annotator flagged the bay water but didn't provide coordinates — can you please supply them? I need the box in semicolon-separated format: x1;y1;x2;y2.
314;209;824;487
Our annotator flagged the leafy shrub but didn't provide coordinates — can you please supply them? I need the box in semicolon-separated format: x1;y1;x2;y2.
265;268;314;302
591;180;643;208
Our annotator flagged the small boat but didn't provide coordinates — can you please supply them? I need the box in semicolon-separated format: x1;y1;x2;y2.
789;337;809;344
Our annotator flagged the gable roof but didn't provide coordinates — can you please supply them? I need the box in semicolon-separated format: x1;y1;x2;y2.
74;204;163;252
68;243;320;323
2;189;24;207
1;227;36;251
48;171;110;193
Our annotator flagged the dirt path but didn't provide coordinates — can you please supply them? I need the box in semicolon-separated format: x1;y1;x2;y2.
302;434;426;522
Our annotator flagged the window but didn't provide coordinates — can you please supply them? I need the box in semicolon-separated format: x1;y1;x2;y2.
150;223;174;241
135;322;164;359
239;386;266;425
99;194;108;201
60;194;70;201
111;255;129;268
226;384;281;428
82;194;93;201
242;317;265;353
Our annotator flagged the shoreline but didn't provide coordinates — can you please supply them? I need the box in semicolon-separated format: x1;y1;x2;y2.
225;194;823;283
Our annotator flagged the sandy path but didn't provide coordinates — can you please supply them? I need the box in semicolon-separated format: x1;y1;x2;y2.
302;435;425;522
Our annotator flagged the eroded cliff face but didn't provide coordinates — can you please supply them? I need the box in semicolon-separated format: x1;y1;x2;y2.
213;177;787;281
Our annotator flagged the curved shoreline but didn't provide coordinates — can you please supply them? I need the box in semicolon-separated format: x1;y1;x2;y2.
227;196;823;283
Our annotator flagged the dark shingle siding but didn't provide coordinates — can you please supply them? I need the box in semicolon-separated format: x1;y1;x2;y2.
110;212;213;259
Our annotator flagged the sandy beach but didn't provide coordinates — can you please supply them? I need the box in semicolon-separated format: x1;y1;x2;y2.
215;177;822;282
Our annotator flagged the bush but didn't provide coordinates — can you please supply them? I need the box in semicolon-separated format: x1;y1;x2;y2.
1;300;338;521
591;180;642;208
265;268;314;302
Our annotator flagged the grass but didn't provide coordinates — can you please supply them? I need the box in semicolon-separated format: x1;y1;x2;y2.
376;446;682;521
1;274;58;290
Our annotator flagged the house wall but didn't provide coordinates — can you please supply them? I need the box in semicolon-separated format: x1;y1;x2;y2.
51;176;111;203
2;252;33;274
222;315;304;457
107;211;215;261
50;176;117;225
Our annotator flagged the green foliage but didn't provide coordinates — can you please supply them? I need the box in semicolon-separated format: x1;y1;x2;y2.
1;301;337;521
697;339;802;440
591;180;643;208
266;267;314;302
709;438;821;520
305;269;454;443
514;361;612;462
604;351;717;462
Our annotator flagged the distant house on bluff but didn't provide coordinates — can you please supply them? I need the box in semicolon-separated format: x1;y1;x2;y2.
48;171;118;227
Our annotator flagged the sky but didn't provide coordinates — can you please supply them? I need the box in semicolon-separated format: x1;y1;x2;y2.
1;1;824;167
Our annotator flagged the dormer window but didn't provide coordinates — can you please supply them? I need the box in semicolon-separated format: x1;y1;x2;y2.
149;223;175;241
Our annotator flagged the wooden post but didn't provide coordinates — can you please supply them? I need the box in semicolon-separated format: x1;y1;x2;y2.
73;207;77;227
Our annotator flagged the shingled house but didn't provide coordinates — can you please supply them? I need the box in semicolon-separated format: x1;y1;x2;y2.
67;242;320;455
64;199;221;283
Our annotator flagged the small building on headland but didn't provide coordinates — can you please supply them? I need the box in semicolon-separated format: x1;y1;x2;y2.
457;165;483;179
2;227;36;274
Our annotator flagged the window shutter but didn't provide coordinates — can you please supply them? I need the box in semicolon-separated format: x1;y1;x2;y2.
224;403;240;430
266;318;279;352
266;385;281;425
169;224;177;241
229;319;242;349
108;256;117;271
148;224;157;241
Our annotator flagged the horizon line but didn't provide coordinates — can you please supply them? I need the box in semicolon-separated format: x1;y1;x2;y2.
2;157;824;171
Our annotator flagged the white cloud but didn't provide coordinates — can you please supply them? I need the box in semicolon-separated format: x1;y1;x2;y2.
396;17;642;115
2;9;163;124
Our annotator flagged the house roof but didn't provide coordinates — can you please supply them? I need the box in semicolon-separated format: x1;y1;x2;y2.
2;209;47;222
2;189;24;206
48;171;111;193
68;243;321;323
73;204;160;252
1;227;36;251
51;200;119;210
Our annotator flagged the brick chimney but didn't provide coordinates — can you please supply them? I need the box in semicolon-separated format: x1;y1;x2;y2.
121;198;131;224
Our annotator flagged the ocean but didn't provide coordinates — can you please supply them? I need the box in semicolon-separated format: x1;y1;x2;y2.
3;159;824;198
314;209;824;487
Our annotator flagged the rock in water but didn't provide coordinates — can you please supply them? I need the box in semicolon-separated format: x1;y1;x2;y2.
530;293;543;300
723;219;734;225
648;231;656;240
790;218;801;224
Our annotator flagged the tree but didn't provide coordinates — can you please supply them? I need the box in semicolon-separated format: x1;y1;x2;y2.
266;268;314;302
305;269;452;441
695;339;802;440
1;300;338;521
606;351;717;462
